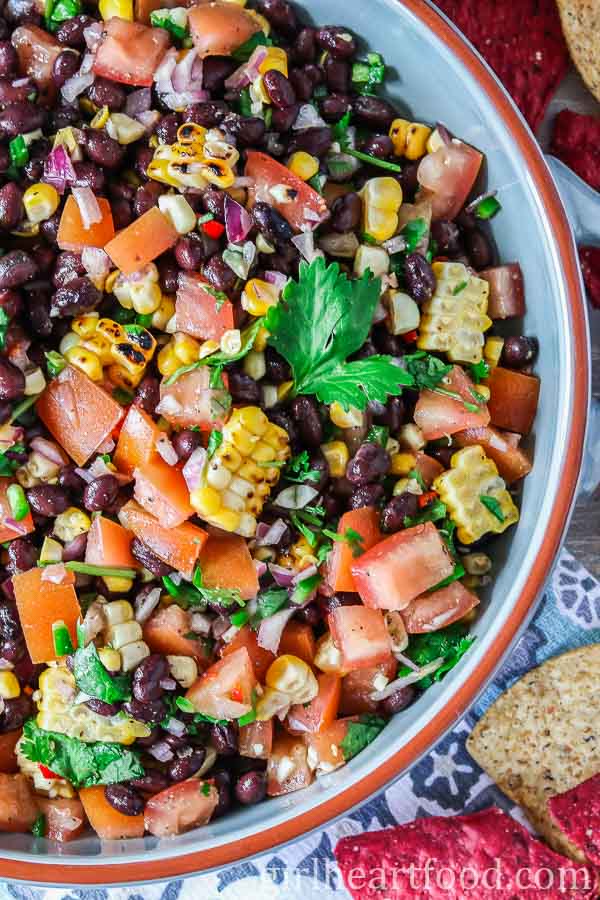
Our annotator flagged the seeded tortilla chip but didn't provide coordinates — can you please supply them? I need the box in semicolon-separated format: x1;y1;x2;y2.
548;773;600;866
556;0;600;103
334;807;598;899
435;0;569;130
467;644;600;863
551;109;600;192
579;246;600;309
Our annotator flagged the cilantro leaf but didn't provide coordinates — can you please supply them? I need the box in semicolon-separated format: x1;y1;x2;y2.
332;110;352;150
397;623;475;689
366;425;389;447
322;527;365;558
283;450;322;484
20;720;143;788
404;352;453;392
250;587;289;628
480;495;505;522
72;642;131;705
207;429;223;459
0;308;9;350
191;566;244;608
164;319;263;386
404;498;447;528
428;562;465;592
340;714;386;761
469;359;490;384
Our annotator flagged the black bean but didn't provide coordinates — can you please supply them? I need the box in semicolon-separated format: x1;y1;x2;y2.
55;14;93;47
348;483;385;510
168;749;206;782
51;276;101;317
361;135;393;159
110;198;131;230
263;70;296;109
330;192;361;233
130;536;173;577
203;253;237;293
316;26;356;58
211;722;238;755
0;250;37;290
86;698;120;717
292;28;316;64
352;95;396;129
61;532;88;562
174;233;208;271
374;396;405;434
0;42;17;78
134;375;160;415
0;289;20;321
52;251;85;289
221;113;265;147
270;103;299;133
135;726;160;748
263;347;291;384
202;56;237;93
380;685;415;716
501;336;538;369
225;370;260;405
404;253;436;304
129;772;170;795
211;769;232;818
0;356;24;401
347;442;390;485
324;57;350;94
186;100;229;128
0;77;36;106
0;101;45;136
132;146;154;183
268;408;298;449
84;129;125;169
57;464;85;494
164;732;188;750
31;244;55;277
201;186;226;223
320;95;351;125
295;601;322;627
0;183;22;231
381;493;418;532
1;694;33;732
0;601;22;639
172;429;203;462
51;50;79;88
1;638;24;664
123;698;167;725
455;208;477;231
105;784;145;817
308;449;329;491
291;396;323;447
256;0;297;35
157;257;179;295
288;126;332;158
132;654;169;703
153;111;179;145
83;474;119;512
49;101;79;133
431;219;461;256
289;69;313;103
87;76;125;111
26;484;70;518
321;488;342;519
70;162;105;195
252;201;293;246
464;227;493;269
235;770;267;805
133;181;164;218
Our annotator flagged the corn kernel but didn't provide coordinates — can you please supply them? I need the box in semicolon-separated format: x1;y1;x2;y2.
167;655;198;688
198;158;235;189
106;621;142;650
390;452;417;476
103;576;134;594
72;314;100;338
90;105;110;129
258;46;288;76
53;507;91;543
108;364;142;390
206;508;241;531
243;349;266;381
321;441;349;478
40;536;63;564
103;600;133;626
177;122;206;145
23;183;59;225
173;332;200;364
158;193;196;235
64;346;103;382
24;368;46;396
157;344;180;378
361;176;403;213
389;118;410;156
330;401;364;429
255;686;291;721
151;295;176;331
0;671;20;699
241;278;279;317
405;123;432;160
99;0;133;19
190;486;222;517
106;112;145;145
266;654;318;704
98;647;121;672
426;127;446;154
354;244;390;278
220;329;242;356
254;326;269;352
484;335;504;368
59;332;81;356
120;641;150;672
287;151;319;181
399;422;426;452
276;380;293;402
477;384;491;402
393;477;411;496
80;333;113;366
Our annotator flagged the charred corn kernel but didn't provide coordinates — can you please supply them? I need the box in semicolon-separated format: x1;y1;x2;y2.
255;686;292;721
484;335;504;368
220;329;241;356
147;158;182;188
108;364;142;390
128;281;162;316
434;445;519;544
64;346;103;381
36;664;149;744
0;671;20;699
166;160;208;190
23;183;60;225
90;105;110;129
243;349;266;381
177;122;206;145
120;641;150;672
173;332;201;364
96;318;126;345
254;326;269;352
114;264;162;315
405;123;432;160
241;278;279;317
167;655;198;688
266;654;319;704
72;314;100;338
79;333;113;366
287;536;318;569
157;343;180;378
151;294;176;330
98;647;121;671
198;159;235;189
389;118;410;156
398;423;425;452
314;633;347;674
258;45;288;77
330;401;364;429
390;452;417;476
287;151;319;181
54;507;91;543
99;0;133;19
321;441;349;478
354;243;390;278
417;262;492;365
426;127;446;154
158;193;196;234
389;291;420;335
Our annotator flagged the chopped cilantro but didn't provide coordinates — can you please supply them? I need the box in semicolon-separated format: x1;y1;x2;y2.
150;8;188;40
469;359;490;383
346;148;402;173
452;280;468;295
44;350;66;378
45;0;81;31
428;562;465;592
397;623;476;689
191;566;244;609
250;587;288;628
402;217;429;253
307;172;326;193
366;425;389;447
0;308;9;350
404;352;453;392
283;450;322;485
238;86;253;118
164;319;264;386
463;401;480;413
72;641;131;705
8;135;28;168
322;527;365;558
201;782;212;796
31;814;45;837
351;53;386;95
480;495;505;522
231;31;273;62
340;714;386;761
361;232;378;245
230;609;249;628
112;386;134;406
404;498;447;528
332;110;352;148
207;429;223;459
407;468;426;491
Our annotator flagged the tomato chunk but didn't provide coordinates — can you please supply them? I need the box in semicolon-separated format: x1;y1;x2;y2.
145;780;218;837
13;566;80;664
267;731;313;796
485;366;540;435
279;620;316;666
0;729;21;774
454;425;532;484
12;25;61;101
239;719;273;759
323;506;382;594
304;717;357;773
339;658;397;715
119;499;207;580
351;522;454;611
105;207;177;275
220;625;274;682
158;366;229;430
113;404;161;476
36;797;86;843
417;140;483;220
414;365;490;441
479;263;525;319
176;273;235;342
0;477;34;543
198;531;259;601
57;195;115;252
328;606;392;671
186;647;256;720
401;581;480;633
36;366;123;467
0;774;39;833
85;515;139;570
246;151;329;231
413;451;444;487
80;786;144;840
188;2;261;57
287;673;341;734
93;17;170;87
134;458;194;528
144;604;210;666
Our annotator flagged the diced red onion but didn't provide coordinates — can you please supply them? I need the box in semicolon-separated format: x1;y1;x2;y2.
30;437;67;466
53;810;83;833
170;572;183;586
257;607;295;654
302;207;322;223
156;433;178;466
4;518;28;536
225;45;268;90
125;88;152;119
224;194;253;244
190;611;212;635
370;657;446;700
254;558;267;578
211;616;231;639
136;110;161;132
293;564;318;585
435;123;452;145
81;601;106;644
155;47;207;110
0;425;23;454
41;563;69;584
263;270;288;294
182;446;207;492
372;300;387;324
292;103;326;131
72;187;102;230
273;483;319;509
160;677;178;691
268;563;296;588
61;69;94;104
134;586;161;625
221;624;240;644
83;21;103;51
256;517;288;547
81;247;111;282
291;231;323;262
75;462;97;483
42;144;76;194
148;741;175;762
0;660;14;671
12;76;31;88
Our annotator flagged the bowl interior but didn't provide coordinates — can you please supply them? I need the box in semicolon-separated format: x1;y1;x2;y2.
3;0;585;876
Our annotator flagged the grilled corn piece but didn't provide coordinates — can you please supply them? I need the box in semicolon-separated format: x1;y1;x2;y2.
102;600;150;671
417;262;492;365
190;406;290;537
66;314;157;389
434;445;519;544
256;654;319;720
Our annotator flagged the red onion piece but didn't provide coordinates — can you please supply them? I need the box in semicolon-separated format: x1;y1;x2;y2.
293;564;318;585
254;559;268;578
257;607;295;653
256;518;288;547
155;433;178;466
42;144;76;194
182;446;207;492
72;187;102;230
41;563;69;584
136;110;161;132
370;657;446;700
435;123;452;145
268;563;296;588
61;64;94;104
81;247;111;282
224;194;253;244
83;21;103;51
291;231;323;262
134;586;161;625
125;87;152;118
148;741;175;762
190;611;211;635
4;518;28;536
263;270;288;294
211;616;231;639
225;45;268;90
160;677;178;691
96;436;115;455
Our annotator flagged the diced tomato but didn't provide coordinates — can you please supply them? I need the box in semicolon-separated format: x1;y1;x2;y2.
133;458;194;528
413;451;444;487
118;499;207;580
12;25;61;101
0;730;21;774
401;581;480;633
485;367;540;435
238;719;273;759
80;786;144;839
454;425;532;484
145;780;218;837
57;195;115;252
13;567;80;664
85;515;139;571
287;673;341;734
0;774;39;833
202;219;225;239
279;620;316;666
105;207;177;275
304;718;357;773
36;366;124;467
339;658;398;716
245;151;329;232
188;1;261;57
186;647;256;720
158;366;230;430
113;404;161;476
36;797;86;843
413;365;490;441
198;531;259;601
93;17;170;87
479;263;525;319
220;625;274;682
267;731;313;796
351;522;454;611
0;477;34;543
176;272;235;342
328;606;392;671
323;507;382;594
416;141;483;220
143;604;211;666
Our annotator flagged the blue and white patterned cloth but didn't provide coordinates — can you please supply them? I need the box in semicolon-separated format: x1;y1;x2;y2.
2;547;599;900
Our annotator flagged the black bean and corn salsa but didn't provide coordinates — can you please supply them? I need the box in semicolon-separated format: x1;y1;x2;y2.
0;0;540;841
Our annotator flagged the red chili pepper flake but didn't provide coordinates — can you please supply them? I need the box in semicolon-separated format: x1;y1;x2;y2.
202;220;225;239
418;490;438;508
39;764;59;780
402;330;418;344
230;686;243;703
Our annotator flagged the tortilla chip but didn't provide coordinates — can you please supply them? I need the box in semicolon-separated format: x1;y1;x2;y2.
551;109;600;192
548;773;600;866
579;246;600;309
556;0;600;103
467;645;600;863
335;807;598;899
